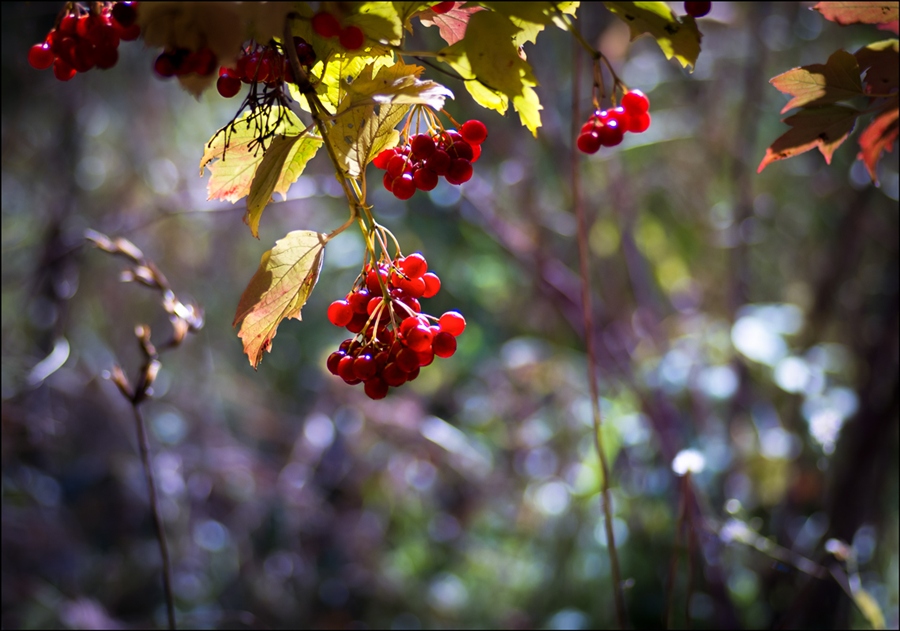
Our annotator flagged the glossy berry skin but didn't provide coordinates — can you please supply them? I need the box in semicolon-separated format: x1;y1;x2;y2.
328;300;354;327
432;2;455;13
216;74;242;98
28;43;54;69
312;11;342;38
628;112;651;133
112;2;138;28
460;120;488;145
577;131;601;154
432;331;457;358
53;58;76;81
684;2;712;17
621;90;650;115
339;25;365;51
439;311;466;336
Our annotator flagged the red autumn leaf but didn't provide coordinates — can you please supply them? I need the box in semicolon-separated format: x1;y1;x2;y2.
813;2;900;28
770;50;864;113
855;39;899;95
419;2;484;45
857;101;899;182
758;105;860;173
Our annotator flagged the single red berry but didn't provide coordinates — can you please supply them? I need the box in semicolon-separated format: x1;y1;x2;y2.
373;149;393;170
447;141;474;161
416;348;435;367
414;168;439;191
598;120;624;147
346;311;369;334
608;106;632;131
471;144;482;163
114;22;141;41
422;272;441;298
405;325;433;352
392;173;416;200
28;43;55;70
53;58;76;81
621;90;650;116
364;377;389;399
387;154;409;178
628;112;651;134
312;11;342;38
339;25;365;51
684;2;712;18
432;2;455;14
216;75;242;98
112;2;138;28
59;14;79;35
338;355;358;383
400;253;428;279
327;351;345;375
366;296;383;316
577;131;602;154
460;120;488;145
327;300;354;327
396;348;421;372
382;363;408;387
411;134;436;159
353;354;377;380
154;53;176;78
432;331;458;358
445;159;473;185
426;150;450;175
439;311;466;336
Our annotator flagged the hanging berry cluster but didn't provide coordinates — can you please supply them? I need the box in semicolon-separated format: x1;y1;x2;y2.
27;2;140;81
216;38;316;98
326;252;465;400
154;46;218;79
311;11;365;51
577;89;651;154
373;119;487;200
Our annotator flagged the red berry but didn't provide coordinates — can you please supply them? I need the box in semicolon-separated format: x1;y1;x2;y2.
445;159;473;185
392;174;416;200
432;2;455;14
438;311;466;336
414;168;439;191
398;276;426;298
59;14;79;35
346;311;369;334
628;112;651;134
373;149;393;169
53;58;76;81
364;377;389;399
396;348;421;372
94;46;119;70
400;253;428;279
406;325;434;352
416;348;435;367
154;53;176;78
411;134;436;159
684;2;712;18
422;272;441;298
448;140;474;161
608;106;631;131
28;43;54;70
460;120;488;145
471;144;482;163
577;131;601;154
598;120;624;147
383;172;395;192
112;2;138;28
382;363;408;387
366;296;383;316
327;351;344;375
216;75;242;98
312;11;342;38
353;354;377;380
338;355;359;383
621;90;650;115
426;150;450;175
432;331;458;358
339;25;365;51
327;300;354;327
387;154;409;178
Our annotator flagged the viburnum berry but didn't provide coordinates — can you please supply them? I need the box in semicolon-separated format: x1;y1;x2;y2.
28;43;54;70
577;91;651;154
432;2;456;14
621;89;650;115
312;11;342;38
216;74;242;98
684;2;712;18
339;25;365;51
460;120;488;145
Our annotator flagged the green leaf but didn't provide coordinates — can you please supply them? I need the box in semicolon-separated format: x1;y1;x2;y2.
758;105;860;173
486;2;580;45
393;2;433;31
852;587;886;630
855;39;899;94
813;2;899;28
245;132;323;238
603;1;702;70
200;106;305;204
233;230;326;369
419;3;484;45
770;50;864;113
439;43;510;114
857;99;899;183
347;2;403;45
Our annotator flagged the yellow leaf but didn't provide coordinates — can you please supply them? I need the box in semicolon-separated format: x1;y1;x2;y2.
852;588;886;630
233;230;327;369
439;44;510;114
603;1;702;70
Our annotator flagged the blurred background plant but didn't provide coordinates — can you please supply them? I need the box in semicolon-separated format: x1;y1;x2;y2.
1;2;897;629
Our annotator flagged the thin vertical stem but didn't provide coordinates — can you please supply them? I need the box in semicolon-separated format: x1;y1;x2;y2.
572;38;627;630
134;405;176;630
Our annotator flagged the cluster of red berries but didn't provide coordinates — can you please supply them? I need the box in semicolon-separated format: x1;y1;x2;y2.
326;253;464;400
311;11;365;51
154;46;218;79
684;2;712;18
373;120;487;200
27;2;140;81
576;90;651;154
216;38;317;98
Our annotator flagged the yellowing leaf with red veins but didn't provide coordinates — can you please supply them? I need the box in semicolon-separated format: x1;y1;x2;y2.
199;106;307;205
857;101;899;182
758;105;860;173
814;2;899;28
855;39;899;94
233;230;326;369
245;132;323;238
419;2;484;45
770;50;864;114
603;1;702;70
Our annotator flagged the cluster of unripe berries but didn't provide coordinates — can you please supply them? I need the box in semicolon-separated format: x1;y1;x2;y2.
311;11;365;51
373;120;487;200
326;253;464;400
216;38;316;98
684;2;712;18
27;2;140;81
576;90;651;154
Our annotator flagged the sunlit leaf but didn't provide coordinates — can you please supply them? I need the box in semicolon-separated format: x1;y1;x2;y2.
758;105;860;173
852;588;886;630
419;2;483;45
855;39;899;94
487;2;580;45
233;230;326;368
813;1;899;28
393;1;433;31
603;1;702;70
245;132;323;238
857;100;899;182
770;50;864;113
439;43;510;114
347;2;403;45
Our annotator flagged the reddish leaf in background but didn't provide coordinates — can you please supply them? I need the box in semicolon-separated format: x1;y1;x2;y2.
877;20;900;33
770;50;864;113
758;105;860;173
857;102;899;182
855;39;899;94
814;2;900;29
419;2;483;45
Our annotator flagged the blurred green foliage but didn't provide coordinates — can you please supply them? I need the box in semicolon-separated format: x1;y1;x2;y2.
2;3;898;630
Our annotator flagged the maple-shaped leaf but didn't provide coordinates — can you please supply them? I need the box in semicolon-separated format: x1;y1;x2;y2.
439;43;510;114
855;39;899;94
770;50;864;113
486;2;580;45
245;132;323;238
419;2;484;45
857;99;899;182
346;3;404;46
393;2;433;32
813;2;899;28
233;230;326;369
758;105;860;173
603;1;702;70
